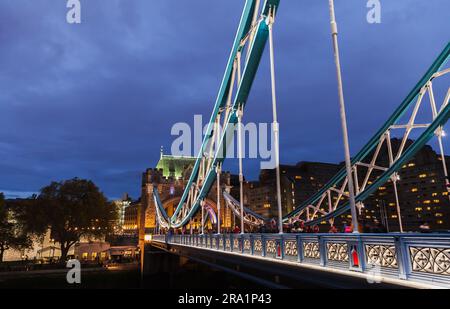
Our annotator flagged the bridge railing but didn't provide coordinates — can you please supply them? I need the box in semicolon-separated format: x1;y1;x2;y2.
152;233;450;287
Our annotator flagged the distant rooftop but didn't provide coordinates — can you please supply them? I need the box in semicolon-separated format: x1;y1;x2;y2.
156;147;196;178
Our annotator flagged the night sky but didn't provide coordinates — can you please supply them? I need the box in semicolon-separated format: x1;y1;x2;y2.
0;0;449;200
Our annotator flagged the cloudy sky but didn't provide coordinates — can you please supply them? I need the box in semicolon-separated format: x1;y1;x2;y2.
0;0;448;199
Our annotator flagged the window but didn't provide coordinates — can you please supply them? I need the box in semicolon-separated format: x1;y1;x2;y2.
379;187;386;191
82;252;88;260
419;174;427;178
435;213;443;217
437;220;444;225
295;176;302;180
408;163;416;167
411;188;418;192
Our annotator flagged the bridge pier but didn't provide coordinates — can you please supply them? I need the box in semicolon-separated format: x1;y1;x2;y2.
142;244;181;275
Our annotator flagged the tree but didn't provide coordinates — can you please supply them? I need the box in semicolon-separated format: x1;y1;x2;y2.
0;193;32;262
35;178;118;261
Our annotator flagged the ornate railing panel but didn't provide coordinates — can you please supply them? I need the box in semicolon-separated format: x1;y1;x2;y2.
152;233;450;288
303;241;320;260
365;244;398;269
327;242;349;262
409;247;450;276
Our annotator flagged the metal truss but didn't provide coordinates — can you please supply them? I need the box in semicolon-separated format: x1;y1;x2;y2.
285;43;450;226
152;0;280;229
223;191;266;227
152;0;449;231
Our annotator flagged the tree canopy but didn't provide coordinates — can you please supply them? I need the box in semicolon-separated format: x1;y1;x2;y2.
33;178;118;261
0;193;32;262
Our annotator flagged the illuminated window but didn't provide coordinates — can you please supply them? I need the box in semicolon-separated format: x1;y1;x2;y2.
433;200;440;203
435;213;443;217
82;253;88;260
263;203;271;209
419;174;427;178
411;188;418;192
379;187;386;191
310;177;315;180
415;207;422;211
432;192;438;197
408;163;416;167
295;176;302;180
437;220;444;225
443;192;449;196
423;200;431;204
389;202;395;206
92;252;97;259
391;215;398;218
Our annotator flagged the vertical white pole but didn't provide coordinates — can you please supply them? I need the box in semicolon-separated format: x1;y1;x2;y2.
437;128;450;201
328;0;359;233
216;115;222;234
217;168;221;234
268;7;283;234
237;105;245;234
201;200;204;235
386;135;404;232
392;178;404;232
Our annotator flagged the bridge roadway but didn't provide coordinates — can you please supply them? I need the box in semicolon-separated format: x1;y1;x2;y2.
149;233;450;289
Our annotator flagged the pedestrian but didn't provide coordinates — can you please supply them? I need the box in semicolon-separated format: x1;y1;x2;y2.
341;221;348;233
328;225;338;233
363;221;373;233
375;221;387;233
419;222;431;233
344;222;353;233
313;225;320;233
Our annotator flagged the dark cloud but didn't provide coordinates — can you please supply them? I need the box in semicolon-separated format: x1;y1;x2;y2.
0;0;449;199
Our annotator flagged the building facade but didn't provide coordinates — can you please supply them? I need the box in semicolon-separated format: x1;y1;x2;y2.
245;139;449;232
245;162;341;218
140;151;237;234
360;139;450;232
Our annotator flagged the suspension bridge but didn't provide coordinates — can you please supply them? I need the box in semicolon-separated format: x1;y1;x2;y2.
148;0;450;288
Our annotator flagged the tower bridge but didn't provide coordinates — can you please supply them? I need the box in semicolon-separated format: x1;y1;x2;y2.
140;0;450;288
